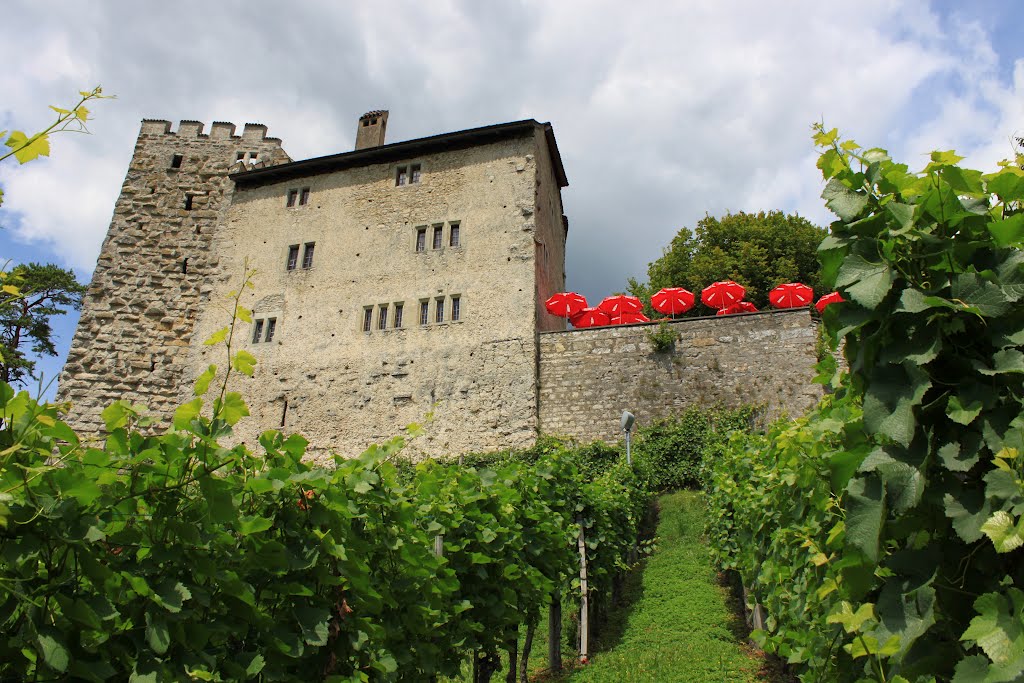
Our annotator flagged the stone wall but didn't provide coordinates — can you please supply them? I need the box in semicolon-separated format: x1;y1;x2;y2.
537;309;825;443
57;120;290;431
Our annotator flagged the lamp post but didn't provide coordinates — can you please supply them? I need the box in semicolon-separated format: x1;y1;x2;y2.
621;410;635;465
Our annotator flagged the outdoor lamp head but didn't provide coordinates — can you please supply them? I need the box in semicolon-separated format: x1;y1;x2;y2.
621;410;635;433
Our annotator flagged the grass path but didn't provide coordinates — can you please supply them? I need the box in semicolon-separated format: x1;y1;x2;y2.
560;491;778;683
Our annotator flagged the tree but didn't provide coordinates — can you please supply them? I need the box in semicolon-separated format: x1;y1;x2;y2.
0;263;86;385
627;210;827;314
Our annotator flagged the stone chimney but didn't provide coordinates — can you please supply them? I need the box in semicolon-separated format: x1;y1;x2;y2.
355;110;388;150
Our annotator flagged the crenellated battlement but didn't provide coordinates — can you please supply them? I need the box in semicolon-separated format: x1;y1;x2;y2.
138;118;283;146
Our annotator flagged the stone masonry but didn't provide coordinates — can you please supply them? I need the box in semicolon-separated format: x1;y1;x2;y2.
537;309;825;443
57;121;291;430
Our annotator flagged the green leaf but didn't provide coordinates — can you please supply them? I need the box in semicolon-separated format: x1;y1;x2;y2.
243;653;265;676
862;366;930;446
945;489;992;543
827;601;877;633
988;214;1024;247
980;512;1024;553
238;515;273;535
886;201;916;234
203;326;229;346
953;273;1011;318
146;612;170;655
930;149;966;165
232;350;257;377
962;590;1024;666
5;130;51;163
823;178;869;221
978;349;1024;376
37;629;70;672
218;392;249;426
948;394;984;426
846;475;885;562
194;365;216;396
836;254;895;310
173;398;203;430
154;580;192;613
295;606;331;646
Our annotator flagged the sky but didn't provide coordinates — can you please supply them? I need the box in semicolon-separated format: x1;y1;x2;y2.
1;0;1023;397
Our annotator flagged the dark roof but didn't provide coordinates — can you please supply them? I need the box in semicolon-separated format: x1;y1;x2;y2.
231;119;567;189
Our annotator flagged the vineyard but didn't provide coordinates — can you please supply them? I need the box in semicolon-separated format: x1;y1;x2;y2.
706;131;1024;681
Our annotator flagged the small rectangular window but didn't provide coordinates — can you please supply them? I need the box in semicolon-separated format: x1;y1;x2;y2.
184;194;194;210
170;154;183;169
287;244;299;271
299;188;310;206
286;190;298;207
265;318;277;343
419;301;429;326
416;228;426;253
394;304;404;328
363;308;373;333
435;297;445;323
432;225;443;250
378;305;388;330
450;223;460;247
451;296;461;322
302;242;315;269
236;152;245;161
250;152;258;160
396;166;407;186
252;319;264;344
410;164;421;184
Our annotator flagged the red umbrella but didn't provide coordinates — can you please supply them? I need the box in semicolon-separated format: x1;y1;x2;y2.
570;307;611;328
815;291;845;313
650;287;695;316
701;281;746;310
597;295;644;317
545;292;588;318
716;301;759;315
612;311;651;325
769;283;814;309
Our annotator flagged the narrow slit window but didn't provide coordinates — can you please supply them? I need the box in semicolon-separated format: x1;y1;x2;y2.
302;242;315;269
287;244;299;271
184;194;193;210
451;296;461;322
280;399;288;427
363;308;373;333
252;320;264;344
449;223;460;247
432;225;443;250
394;304;404;328
182;258;189;274
416;228;426;253
170;154;183;169
378;305;388;330
299;188;310;206
265;318;277;343
286;189;298;207
410;164;421;184
435;298;445;323
419;301;429;326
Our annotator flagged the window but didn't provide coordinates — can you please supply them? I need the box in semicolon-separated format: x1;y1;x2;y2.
395;164;421;186
286;189;298;207
419;301;429;326
302;242;315;269
432;225;443;250
378;305;388;330
363;308;373;333
450;223;460;248
299;188;310;206
265;318;277;342
287;244;299;271
252;320;264;343
184;194;194;210
415;228;427;253
394;304;404;328
435;298;445;323
170;154;183;169
236;152;245;161
451;296;461;322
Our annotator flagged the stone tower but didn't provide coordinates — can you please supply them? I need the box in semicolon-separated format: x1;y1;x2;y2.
57;120;290;431
354;110;388;150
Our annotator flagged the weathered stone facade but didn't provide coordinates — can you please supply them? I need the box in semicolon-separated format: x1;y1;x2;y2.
57;121;290;430
537;310;824;443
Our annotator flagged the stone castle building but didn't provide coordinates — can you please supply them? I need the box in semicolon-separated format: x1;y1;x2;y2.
59;111;824;460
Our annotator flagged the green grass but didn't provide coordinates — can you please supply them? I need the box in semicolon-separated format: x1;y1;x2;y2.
559;491;775;683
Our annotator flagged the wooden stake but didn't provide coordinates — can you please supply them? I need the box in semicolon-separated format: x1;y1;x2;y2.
548;590;562;672
578;522;589;662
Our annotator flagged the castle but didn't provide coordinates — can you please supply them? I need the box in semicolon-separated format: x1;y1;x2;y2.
58;112;824;460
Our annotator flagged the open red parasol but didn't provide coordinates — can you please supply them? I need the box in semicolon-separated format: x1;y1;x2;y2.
545;292;588;318
701;281;746;310
570;307;611;328
612;311;651;325
597;294;644;317
650;287;695;316
716;301;759;315
815;291;845;313
769;283;814;309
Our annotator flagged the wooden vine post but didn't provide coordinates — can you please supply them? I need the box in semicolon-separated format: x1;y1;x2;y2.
548;590;561;673
578;520;589;663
